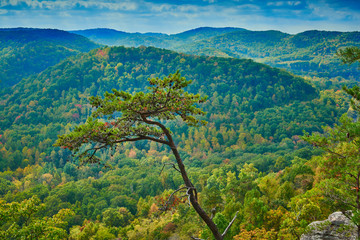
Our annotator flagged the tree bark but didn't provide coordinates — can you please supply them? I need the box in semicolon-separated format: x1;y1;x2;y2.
168;137;223;240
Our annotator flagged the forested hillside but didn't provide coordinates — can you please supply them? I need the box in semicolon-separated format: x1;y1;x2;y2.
73;27;360;84
176;30;360;80
0;28;100;87
0;45;322;169
0;44;352;239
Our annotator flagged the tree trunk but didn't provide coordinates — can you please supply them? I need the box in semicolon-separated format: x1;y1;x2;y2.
145;119;225;239
169;143;223;240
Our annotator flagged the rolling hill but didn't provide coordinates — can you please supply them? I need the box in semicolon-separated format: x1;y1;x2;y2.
176;30;360;80
0;28;100;87
1;45;346;173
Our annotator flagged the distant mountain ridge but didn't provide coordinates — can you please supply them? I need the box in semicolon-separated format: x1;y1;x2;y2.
72;27;360;81
70;27;245;48
0;28;100;87
2;26;358;89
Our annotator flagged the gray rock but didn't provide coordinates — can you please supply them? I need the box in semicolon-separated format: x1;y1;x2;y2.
300;212;357;240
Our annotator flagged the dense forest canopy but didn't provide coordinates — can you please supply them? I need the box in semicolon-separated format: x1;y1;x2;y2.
0;45;318;129
0;45;326;172
0;29;359;239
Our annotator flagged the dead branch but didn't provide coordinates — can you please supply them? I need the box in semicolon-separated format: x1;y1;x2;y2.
222;211;239;238
159;186;188;211
210;207;216;220
159;162;181;175
186;187;196;207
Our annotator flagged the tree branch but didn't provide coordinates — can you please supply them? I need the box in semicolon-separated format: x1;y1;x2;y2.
222;211;239;237
78;144;107;163
141;116;171;137
78;135;169;163
318;145;347;159
142;107;169;118
160;162;181;175
159;187;188;211
137;135;170;145
324;191;357;208
110;135;169;145
210;207;216;220
344;171;357;179
186;187;195;207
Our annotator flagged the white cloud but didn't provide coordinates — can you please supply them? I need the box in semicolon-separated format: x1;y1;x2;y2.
202;0;216;3
148;3;173;12
78;1;138;11
308;0;360;20
0;0;359;34
267;1;302;7
1;0;139;11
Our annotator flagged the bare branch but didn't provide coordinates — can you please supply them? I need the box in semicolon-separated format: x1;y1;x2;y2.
83;144;108;155
160;162;181;175
320;146;347;159
344;171;357;179
324;191;357;208
159;187;188;211
166;186;196;208
186;187;194;207
76;144;108;164
210;207;216;220
159;163;166;175
222;211;239;238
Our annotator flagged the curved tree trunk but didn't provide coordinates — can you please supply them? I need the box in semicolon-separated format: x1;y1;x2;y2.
169;139;223;240
144;118;226;239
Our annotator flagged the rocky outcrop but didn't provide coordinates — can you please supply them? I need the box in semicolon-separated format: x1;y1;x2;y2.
300;212;357;240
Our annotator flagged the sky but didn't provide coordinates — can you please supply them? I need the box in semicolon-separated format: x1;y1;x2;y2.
0;0;360;34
